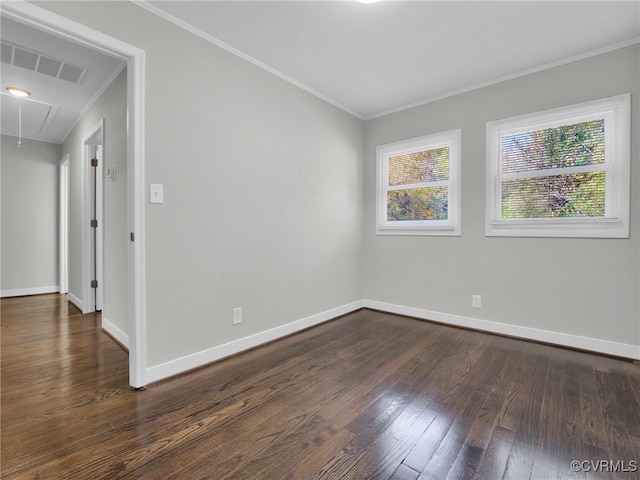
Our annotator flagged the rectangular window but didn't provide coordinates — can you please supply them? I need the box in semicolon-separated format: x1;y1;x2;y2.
377;129;461;235
486;94;630;238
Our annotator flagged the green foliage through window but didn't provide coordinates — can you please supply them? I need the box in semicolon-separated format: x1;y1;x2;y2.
500;119;606;219
387;187;448;221
502;172;605;218
389;148;449;186
387;147;450;222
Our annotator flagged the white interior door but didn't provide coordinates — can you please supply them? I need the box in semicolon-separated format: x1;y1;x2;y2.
95;144;104;311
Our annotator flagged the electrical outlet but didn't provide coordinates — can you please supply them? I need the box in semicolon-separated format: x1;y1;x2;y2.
472;294;482;308
232;307;242;325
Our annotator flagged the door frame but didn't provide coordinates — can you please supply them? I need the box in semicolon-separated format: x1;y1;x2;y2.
59;154;69;295
2;2;148;388
82;120;104;313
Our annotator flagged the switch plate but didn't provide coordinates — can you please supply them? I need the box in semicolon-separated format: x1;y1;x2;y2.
233;307;242;325
150;184;164;204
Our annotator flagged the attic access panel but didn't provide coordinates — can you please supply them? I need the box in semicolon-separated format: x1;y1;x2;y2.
0;94;57;138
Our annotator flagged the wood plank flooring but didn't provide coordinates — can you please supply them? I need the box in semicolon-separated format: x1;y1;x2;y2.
2;294;639;479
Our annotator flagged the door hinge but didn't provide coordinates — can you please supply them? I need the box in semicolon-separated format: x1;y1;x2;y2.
130;232;135;242
91;280;98;289
91;219;98;228
91;158;99;167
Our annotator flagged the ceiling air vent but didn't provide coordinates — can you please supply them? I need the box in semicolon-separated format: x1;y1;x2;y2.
1;42;12;64
37;56;63;77
59;63;85;84
13;47;38;70
1;41;88;85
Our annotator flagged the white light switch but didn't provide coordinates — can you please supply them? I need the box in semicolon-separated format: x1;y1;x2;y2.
149;184;164;204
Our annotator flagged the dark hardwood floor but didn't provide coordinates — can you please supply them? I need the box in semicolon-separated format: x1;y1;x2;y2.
2;294;639;479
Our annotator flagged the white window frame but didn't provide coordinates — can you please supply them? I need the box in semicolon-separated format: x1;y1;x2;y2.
486;94;631;238
376;129;461;236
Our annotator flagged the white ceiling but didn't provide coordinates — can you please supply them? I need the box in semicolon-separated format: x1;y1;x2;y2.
0;14;125;144
1;1;638;145
143;0;640;119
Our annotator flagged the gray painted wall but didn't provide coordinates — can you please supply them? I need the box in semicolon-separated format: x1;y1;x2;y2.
62;68;129;337
35;2;639;375
1;135;61;293
363;44;639;347
40;1;365;367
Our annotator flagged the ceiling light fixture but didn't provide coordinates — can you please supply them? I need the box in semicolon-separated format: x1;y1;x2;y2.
6;86;31;98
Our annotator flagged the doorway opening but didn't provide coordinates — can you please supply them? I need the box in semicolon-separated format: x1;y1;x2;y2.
3;2;147;388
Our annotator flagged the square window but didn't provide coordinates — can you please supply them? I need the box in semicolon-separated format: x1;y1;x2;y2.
486;94;630;238
376;129;461;236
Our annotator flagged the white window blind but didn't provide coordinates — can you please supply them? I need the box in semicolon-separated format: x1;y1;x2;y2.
486;94;630;238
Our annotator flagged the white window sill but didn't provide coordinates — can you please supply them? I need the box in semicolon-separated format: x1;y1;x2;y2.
376;223;461;236
486;217;628;238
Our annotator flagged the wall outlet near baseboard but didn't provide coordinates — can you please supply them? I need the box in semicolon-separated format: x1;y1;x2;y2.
232;307;242;325
472;294;482;308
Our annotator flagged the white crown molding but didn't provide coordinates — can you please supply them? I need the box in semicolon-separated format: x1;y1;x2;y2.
134;1;639;122
365;37;640;121
61;62;127;144
132;0;363;120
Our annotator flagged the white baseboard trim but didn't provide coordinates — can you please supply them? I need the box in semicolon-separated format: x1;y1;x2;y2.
68;293;83;311
146;300;365;384
102;317;130;350
0;285;59;298
364;299;640;360
143;298;637;385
